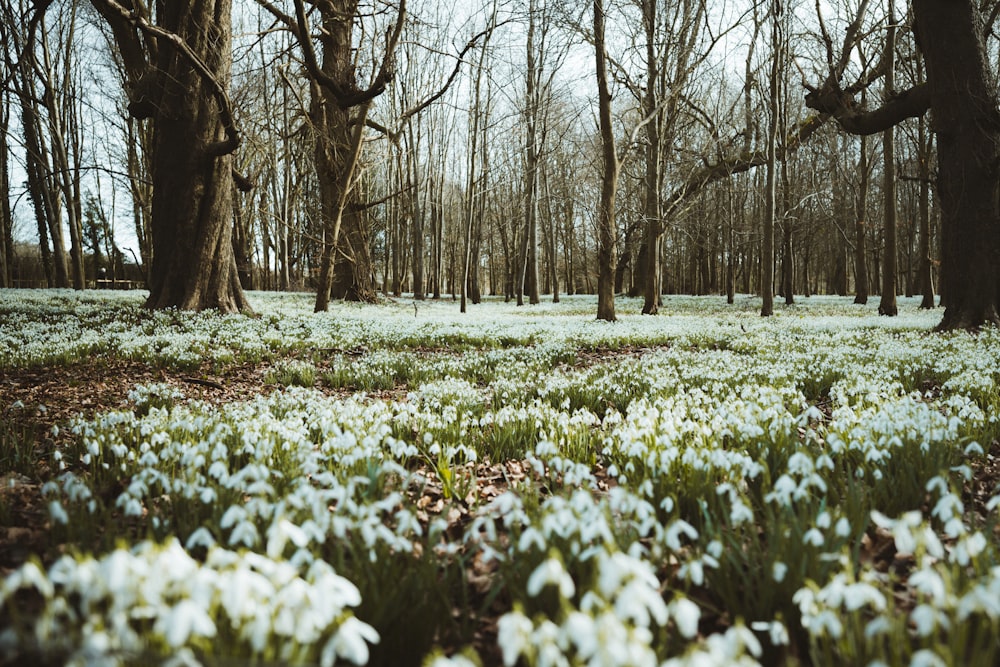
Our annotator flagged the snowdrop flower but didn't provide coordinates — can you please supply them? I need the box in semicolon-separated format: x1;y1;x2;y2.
910;649;947;667
265;518;310;558
518;527;546;553
320;616;380;667
803;528;824;547
184;527;216;550
563;611;597;657
671;597;701;639
497;610;533;667
527;556;576;599
425;654;480;667
155;599;217;648
664;519;698;552
48;500;69;526
909;567;947;605
952;531;987;566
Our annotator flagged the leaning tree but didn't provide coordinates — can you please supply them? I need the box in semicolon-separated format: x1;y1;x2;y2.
83;0;251;312
806;0;1000;329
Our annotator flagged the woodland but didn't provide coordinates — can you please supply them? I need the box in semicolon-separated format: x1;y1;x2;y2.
2;1;1000;666
0;0;998;328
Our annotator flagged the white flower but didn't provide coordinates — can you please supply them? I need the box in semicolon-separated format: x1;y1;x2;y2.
184;527;217;550
911;604;950;637
48;500;69;525
910;649;947;667
665;520;698;552
908;568;946;604
155;599;217;648
865;616;891;639
563;611;597;657
497;610;533;667
527;557;575;599
266;518;310;559
425;655;479;667
803;528;824;547
772;562;787;583
321;616;379;667
671;597;701;638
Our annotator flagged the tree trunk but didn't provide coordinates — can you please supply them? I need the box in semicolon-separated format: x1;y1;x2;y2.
781;221;794;303
854;132;870;304
461;52;484;313
139;1;248;312
594;0;617;322
878;2;898;317
39;14;86;291
0;94;11;287
640;0;661;315
232;187;254;290
92;0;248;310
406;121;426;301
912;0;1000;328
917;114;936;309
761;0;780;317
19;87;68;288
522;0;541;306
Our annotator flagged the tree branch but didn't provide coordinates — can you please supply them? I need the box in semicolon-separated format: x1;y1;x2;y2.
292;0;406;109
661;113;831;222
805;82;930;135
89;0;241;156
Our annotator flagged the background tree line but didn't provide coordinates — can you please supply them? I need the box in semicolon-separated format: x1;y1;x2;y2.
1;0;997;327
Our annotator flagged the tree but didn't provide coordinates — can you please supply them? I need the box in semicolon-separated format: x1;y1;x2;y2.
853;129;871;304
594;0;618;321
87;0;250;311
461;5;497;313
760;0;780;317
0;54;11;287
256;0;405;310
878;0;897;317
806;0;1000;329
5;1;69;288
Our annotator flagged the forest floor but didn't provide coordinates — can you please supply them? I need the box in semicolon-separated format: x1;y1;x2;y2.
4;352;1000;588
3;292;1000;666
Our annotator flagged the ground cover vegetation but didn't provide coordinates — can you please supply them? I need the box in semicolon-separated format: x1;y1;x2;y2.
1;289;999;666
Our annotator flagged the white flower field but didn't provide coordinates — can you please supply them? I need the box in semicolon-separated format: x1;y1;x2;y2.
1;289;998;666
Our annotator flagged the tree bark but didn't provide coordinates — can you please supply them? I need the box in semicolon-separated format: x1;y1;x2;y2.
761;0;780;317
0;90;11;287
640;0;661;315
92;0;249;312
143;2;248;311
521;0;541;306
854;132;870;304
917;114;936;309
878;2;898;317
913;0;1000;328
594;0;617;321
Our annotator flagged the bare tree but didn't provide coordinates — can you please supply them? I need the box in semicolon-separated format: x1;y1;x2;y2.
594;0;618;321
0;50;11;286
878;0;897;316
461;4;497;313
87;0;250;311
256;0;405;310
761;0;781;317
805;0;1000;328
4;1;69;288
